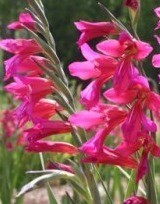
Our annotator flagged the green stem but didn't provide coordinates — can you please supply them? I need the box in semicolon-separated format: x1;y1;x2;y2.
145;155;157;204
29;1;101;203
82;164;101;204
39;153;58;204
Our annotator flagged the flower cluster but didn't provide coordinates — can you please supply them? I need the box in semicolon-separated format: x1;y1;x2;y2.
152;7;160;78
123;195;149;204
0;109;24;151
1;12;77;156
69;16;160;182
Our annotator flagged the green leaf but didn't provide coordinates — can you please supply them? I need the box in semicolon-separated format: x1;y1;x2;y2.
46;184;58;204
125;169;137;199
17;170;75;197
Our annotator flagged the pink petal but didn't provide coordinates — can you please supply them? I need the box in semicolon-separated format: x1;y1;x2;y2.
96;39;124;57
68;61;101;80
141;114;157;132
8;12;36;30
80;79;104;109
0;39;41;54
25;140;78;155
80;43;101;61
122;103;142;143
151;144;160;157
47;162;74;174
152;54;160;68
154;35;160;44
69;110;103;129
113;60;137;93
154;7;160;18
24;120;71;142
134;40;153;60
75;21;118;45
4;55;45;80
124;0;139;10
146;91;160;112
94;56;117;76
83;146;137;169
80;128;110;154
124;196;149;204
7;21;22;30
136;151;149;182
104;88;137;104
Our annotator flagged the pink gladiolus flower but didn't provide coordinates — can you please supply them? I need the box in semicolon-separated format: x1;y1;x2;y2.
136;133;160;181
23;120;71;142
8;12;36;30
69;60;101;80
154;35;160;44
152;54;160;68
154;7;160;30
122;101;157;143
78;107;127;155
104;87;137;104
5;76;53;102
0;39;42;54
82;146;137;169
113;58;139;93
69;44;117;81
1;109;18;138
97;32;153;60
0;109;25;150
96;32;152;93
31;99;62;120
47;162;74;174
69;110;104;130
14;98;62;125
69;104;127;130
69;44;117;108
154;7;160;18
124;0;139;10
4;55;47;80
74;21;118;45
25;140;78;155
123;196;149;204
80;79;105;108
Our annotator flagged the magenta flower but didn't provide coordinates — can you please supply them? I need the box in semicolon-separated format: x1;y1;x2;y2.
154;7;160;30
25;140;78;155
14;98;62;126
23;120;71;142
154;7;160;18
0;109;25;150
152;54;160;68
31;99;62;120
69;43;117;81
0;39;41;54
47;162;74;174
69;109;104;130
8;12;36;30
74;21;118;45
4;55;47;80
124;0;139;11
96;32;153;61
82;145;137;169
136;133;160;181
69;104;127;130
96;32;152;93
123;196;149;204
122;101;157;143
5;76;53;102
69;43;117;108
